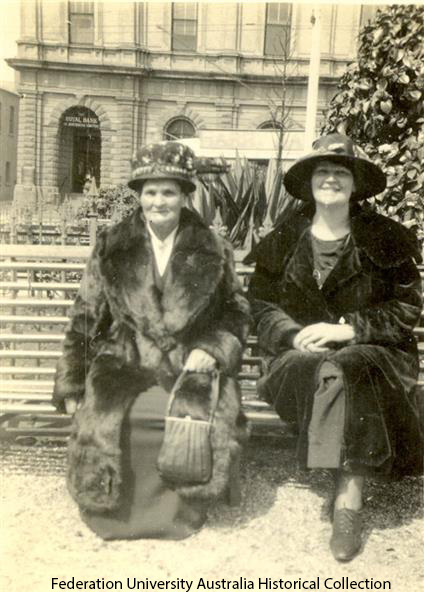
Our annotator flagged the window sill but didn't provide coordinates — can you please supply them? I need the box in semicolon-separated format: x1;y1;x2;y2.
69;42;95;48
171;49;198;55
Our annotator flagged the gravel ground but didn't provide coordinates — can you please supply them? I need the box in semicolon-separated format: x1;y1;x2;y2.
1;438;423;592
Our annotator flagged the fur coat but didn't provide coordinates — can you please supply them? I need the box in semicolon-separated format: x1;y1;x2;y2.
53;207;251;511
245;206;423;478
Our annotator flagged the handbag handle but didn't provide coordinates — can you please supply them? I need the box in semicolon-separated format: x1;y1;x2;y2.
166;370;220;424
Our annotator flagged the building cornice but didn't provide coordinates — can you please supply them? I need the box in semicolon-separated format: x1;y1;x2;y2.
13;40;355;64
0;84;20;97
8;40;354;85
6;57;343;87
6;58;151;78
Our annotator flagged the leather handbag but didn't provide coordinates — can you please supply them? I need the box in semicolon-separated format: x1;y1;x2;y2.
157;370;220;485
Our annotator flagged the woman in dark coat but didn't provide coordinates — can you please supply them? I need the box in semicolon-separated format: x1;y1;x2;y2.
246;133;423;561
53;141;251;540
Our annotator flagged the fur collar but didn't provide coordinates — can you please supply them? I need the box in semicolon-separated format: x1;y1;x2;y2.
350;210;422;268
245;207;422;272
99;207;225;348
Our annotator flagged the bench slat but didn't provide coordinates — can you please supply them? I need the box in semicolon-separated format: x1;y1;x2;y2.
244;410;281;423
0;298;74;307
0;367;56;375
0;315;69;324
0;403;57;413
0;262;85;271
0;350;62;359
1;333;65;342
0;393;53;402
238;371;261;380
0;282;80;291
241;355;263;364
241;399;271;409
0;244;90;258
0;380;54;393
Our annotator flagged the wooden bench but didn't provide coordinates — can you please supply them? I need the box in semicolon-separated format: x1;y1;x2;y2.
1;244;423;440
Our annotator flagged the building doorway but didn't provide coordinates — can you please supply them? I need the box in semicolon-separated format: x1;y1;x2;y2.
58;106;101;196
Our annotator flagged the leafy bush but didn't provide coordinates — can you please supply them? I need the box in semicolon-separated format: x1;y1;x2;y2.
322;4;424;245
76;184;139;223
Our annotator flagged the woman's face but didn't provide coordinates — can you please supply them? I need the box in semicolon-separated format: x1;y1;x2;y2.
311;160;356;207
140;179;185;232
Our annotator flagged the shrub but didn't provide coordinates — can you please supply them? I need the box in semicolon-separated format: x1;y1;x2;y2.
76;184;139;223
322;4;424;245
198;156;299;251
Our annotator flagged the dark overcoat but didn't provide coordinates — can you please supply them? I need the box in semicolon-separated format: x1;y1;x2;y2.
53;207;251;510
246;206;423;478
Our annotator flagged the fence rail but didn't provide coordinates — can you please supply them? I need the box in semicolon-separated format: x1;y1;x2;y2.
0;202;110;246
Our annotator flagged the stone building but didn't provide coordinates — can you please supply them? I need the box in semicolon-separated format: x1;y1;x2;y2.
0;84;19;202
8;2;378;206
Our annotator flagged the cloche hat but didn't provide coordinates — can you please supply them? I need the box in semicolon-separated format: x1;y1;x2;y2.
283;133;386;202
129;141;228;193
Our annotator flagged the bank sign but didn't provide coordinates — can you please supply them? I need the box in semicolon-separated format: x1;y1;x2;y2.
63;112;99;129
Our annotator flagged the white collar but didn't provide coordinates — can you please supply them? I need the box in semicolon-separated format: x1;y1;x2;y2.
147;222;179;247
147;223;179;276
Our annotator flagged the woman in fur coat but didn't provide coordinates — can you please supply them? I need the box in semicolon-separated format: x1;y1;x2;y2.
245;133;423;562
53;141;251;540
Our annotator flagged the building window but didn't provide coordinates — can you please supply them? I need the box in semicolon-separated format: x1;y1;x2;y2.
258;120;283;130
264;3;291;56
69;1;94;44
5;162;11;185
172;3;197;51
360;5;378;27
164;118;196;141
9;106;15;134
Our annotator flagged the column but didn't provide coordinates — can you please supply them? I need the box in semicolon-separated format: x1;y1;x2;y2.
13;90;39;208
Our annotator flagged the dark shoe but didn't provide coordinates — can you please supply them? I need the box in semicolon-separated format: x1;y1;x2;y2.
330;508;362;562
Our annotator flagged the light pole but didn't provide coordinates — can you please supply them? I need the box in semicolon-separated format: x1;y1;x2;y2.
304;6;321;151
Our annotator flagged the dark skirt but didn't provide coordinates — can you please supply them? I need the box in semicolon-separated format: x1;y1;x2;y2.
80;386;207;540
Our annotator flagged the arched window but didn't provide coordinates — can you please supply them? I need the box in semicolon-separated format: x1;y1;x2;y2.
258;120;283;130
164;118;196;141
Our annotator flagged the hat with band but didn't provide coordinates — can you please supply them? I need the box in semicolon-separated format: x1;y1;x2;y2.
129;141;229;193
283;133;386;202
129;142;197;193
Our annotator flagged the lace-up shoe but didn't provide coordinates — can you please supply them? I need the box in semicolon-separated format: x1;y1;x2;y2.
330;508;362;561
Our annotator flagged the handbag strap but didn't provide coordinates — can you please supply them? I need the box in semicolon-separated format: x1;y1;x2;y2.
207;370;220;423
166;370;220;423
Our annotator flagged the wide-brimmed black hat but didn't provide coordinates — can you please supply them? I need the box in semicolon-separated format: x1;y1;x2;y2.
283;133;386;202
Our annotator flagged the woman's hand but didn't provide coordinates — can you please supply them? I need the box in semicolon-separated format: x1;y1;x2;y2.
184;349;217;372
64;398;78;414
293;322;355;353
